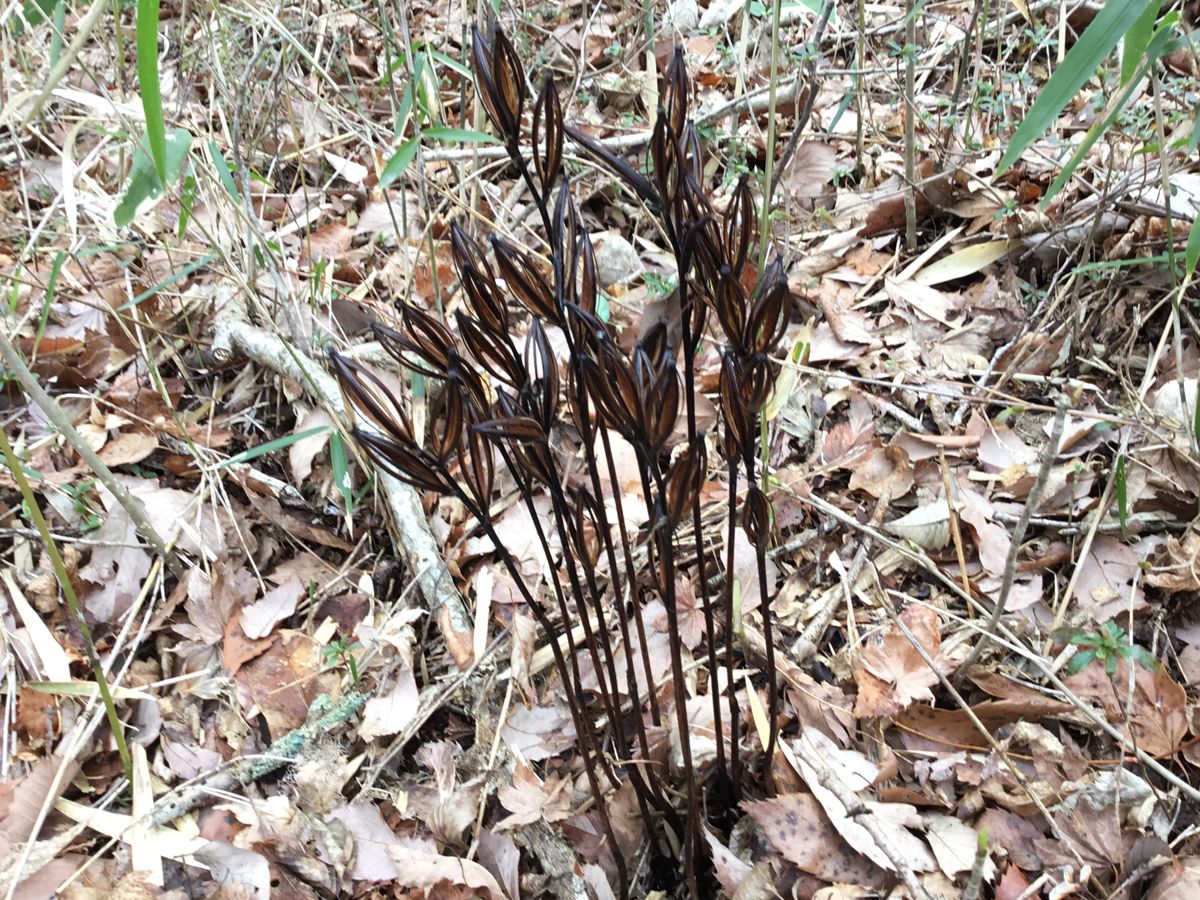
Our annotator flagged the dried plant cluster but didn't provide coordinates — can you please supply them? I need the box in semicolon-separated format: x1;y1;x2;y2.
331;24;791;898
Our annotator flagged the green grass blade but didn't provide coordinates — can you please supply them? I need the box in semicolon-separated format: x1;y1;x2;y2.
215;426;332;471
379;136;420;188
1042;21;1175;205
330;430;353;515
420;126;501;144
997;0;1157;174
208;140;242;203
114;127;193;227
1186;213;1200;278
135;0;167;181
1122;1;1160;87
1115;453;1127;532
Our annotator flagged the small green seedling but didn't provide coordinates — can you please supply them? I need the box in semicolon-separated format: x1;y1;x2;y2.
1064;621;1158;675
323;635;363;685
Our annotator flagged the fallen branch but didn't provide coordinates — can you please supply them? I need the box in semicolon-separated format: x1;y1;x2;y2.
221;319;475;663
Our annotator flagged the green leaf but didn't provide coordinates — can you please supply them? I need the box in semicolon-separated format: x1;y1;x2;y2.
330;430;354;514
1067;648;1097;675
122;250;215;310
379;137;419;189
1115;453;1127;532
394;82;415;139
14;0;60;35
114;128;193;227
997;0;1158;175
1041;20;1177;205
208;140;241;203
1186;211;1200;278
420;126;501;144
1122;0;1161;87
426;48;474;80
214;426;331;471
135;0;167;181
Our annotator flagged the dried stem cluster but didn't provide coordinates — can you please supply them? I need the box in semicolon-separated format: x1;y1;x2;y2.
331;25;790;898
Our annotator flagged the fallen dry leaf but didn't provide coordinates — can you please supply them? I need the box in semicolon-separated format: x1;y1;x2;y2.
854;605;946;718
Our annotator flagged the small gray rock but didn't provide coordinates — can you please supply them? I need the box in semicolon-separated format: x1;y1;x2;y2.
592;231;642;288
664;0;700;32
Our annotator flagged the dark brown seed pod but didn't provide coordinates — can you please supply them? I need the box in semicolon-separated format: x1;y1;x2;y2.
353;428;449;494
646;352;681;452
524;317;560;431
650;111;678;210
373;321;445;380
471;24;525;143
492;237;560;324
745;256;789;355
429;376;466;461
681;122;702;184
456;311;521;387
740;355;776;415
471;415;545;445
713;267;747;348
576;231;598;318
664;439;705;527
464;435;495;508
329;350;413;444
719;353;751;459
570;486;603;568
724;175;755;278
743;485;772;549
401;304;459;371
450;222;507;333
664;46;688;140
565;124;659;207
532;73;564;190
552;181;579;298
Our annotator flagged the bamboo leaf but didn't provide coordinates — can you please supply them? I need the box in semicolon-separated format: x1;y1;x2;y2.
997;0;1157;174
379;137;420;188
421;126;501;144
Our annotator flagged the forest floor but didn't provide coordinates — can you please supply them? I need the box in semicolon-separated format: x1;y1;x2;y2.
2;0;1200;898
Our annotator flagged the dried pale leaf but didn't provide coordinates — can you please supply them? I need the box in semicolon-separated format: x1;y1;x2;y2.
327;803;405;880
241;575;305;640
129;745;161;885
385;844;506;899
957;489;1011;577
912;240;1018;285
476;828;520;900
884;502;951;550
3;573;71;682
704;828;752;896
1146;856;1200;900
924;813;994;879
288;408;333;484
358;666;418;741
744;791;885;886
496;761;573;829
97;431;160;467
1072;535;1148;622
885;277;959;325
55;798;205;860
191;842;272;895
848;443;914;499
499;704;577;761
854;605;945;717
